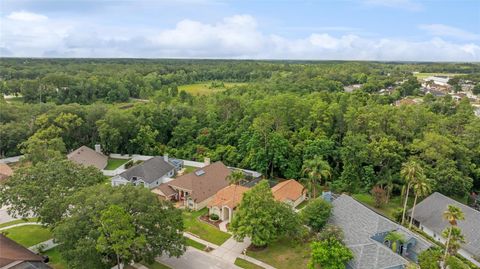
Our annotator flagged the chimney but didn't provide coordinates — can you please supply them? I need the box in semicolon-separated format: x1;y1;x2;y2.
204;157;210;166
95;144;102;153
164;154;169;162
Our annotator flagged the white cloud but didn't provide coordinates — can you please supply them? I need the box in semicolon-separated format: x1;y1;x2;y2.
419;24;480;41
7;11;48;22
1;11;479;61
362;0;423;11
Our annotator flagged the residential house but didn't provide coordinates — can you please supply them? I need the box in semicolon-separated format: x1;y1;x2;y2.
409;192;480;266
0;234;52;269
0;163;13;182
111;155;176;189
423;76;450;86
153;161;231;210
67;145;108;170
207;179;306;222
330;194;431;269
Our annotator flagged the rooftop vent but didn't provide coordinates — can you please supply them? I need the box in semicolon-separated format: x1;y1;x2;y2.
195;170;205;176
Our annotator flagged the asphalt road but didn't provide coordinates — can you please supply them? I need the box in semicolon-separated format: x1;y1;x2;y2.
0;206;19;224
157;248;241;269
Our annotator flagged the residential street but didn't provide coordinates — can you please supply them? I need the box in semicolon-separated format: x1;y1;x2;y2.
157;248;241;269
0;206;18;224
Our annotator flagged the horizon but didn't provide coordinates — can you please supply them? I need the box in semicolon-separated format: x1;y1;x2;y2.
1;0;479;61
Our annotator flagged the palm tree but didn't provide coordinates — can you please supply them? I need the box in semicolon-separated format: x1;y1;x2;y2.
442;226;465;256
408;175;431;228
301;156;331;199
442;205;465;264
400;160;424;225
385;231;406;253
226;169;244;212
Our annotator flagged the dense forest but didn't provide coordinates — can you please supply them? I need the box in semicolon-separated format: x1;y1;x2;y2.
1;59;479;199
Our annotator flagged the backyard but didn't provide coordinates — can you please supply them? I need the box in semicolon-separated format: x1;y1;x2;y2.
247;237;310;269
42;247;67;269
104;158;130;170
352;193;405;220
183;208;231;245
4;225;52;247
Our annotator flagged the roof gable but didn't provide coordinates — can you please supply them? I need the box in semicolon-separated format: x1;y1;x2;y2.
0;235;49;267
208;184;250;209
120;156;175;184
271;179;304;202
67;145;108;170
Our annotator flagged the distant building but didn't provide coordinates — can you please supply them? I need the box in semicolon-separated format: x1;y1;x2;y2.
423;76;450;86
331;194;431;269
0;234;52;269
67;145;108;170
344;84;363;93
409;192;480;266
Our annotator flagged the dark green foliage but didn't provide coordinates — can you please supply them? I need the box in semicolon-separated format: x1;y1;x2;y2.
446;256;469;269
418;248;442;269
308;238;353;269
300;198;332;232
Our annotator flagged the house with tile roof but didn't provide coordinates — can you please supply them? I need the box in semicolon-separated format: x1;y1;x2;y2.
0;234;52;269
67;145;108;170
153;161;232;210
111;156;177;189
331;194;431;269
409;192;480;266
207;179;306;222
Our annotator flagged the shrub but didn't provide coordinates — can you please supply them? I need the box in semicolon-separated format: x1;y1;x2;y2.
209;213;219;221
316;225;344;242
301;198;332;232
418;248;442;269
371;186;387;208
446;256;469;269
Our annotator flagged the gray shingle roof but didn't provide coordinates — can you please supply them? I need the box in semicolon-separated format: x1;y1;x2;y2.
119;156;175;184
331;195;431;269
410;192;480;257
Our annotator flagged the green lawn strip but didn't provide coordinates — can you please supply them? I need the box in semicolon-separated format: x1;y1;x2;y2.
4;225;52;247
141;261;171;269
234;258;264;269
105;158;130;170
0;218;39;229
42;247;67;269
186;237;206;250
183;208;231;245
247;238;309;269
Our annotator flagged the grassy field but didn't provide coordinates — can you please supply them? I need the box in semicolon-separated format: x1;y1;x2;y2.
43;247;67;269
4;225;52;247
413;72;464;79
104;158;130;170
0;218;38;229
186;237;206;250
235;258;264;269
247;238;309;269
179;82;247;96
183;208;231;245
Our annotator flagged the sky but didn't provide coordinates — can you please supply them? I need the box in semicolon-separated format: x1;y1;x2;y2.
0;0;479;61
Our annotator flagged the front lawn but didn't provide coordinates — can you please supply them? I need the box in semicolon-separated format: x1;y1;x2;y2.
42;247;67;269
247;237;310;269
183;208;231;245
104;158;130;170
235;258;264;269
4;225;52;247
186;237;206;250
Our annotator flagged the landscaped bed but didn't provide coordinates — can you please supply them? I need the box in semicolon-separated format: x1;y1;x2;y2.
4;225;52;247
104;158;130;170
247;237;309;269
183;208;231;245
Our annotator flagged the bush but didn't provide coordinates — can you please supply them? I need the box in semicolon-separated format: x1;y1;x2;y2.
446;256;469;269
371;186;387;208
418;248;442;269
316;225;344;242
209;213;219;221
300;198;332;232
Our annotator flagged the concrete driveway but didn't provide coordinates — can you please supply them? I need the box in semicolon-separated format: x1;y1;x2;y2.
157;248;240;269
211;237;251;263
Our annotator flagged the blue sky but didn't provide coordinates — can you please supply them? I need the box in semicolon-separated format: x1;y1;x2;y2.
1;0;479;61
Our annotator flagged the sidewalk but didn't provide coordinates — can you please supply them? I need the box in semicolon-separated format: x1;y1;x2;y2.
0;222;41;231
29;238;58;252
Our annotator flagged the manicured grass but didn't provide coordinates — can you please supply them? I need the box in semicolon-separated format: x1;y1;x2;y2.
4;225;52;247
183;208;231;245
186;237;206;250
352;193;408;220
142;261;171;269
0;218;38;229
247;238;309;269
179;82;247;96
183;166;197;174
104;158;130;170
235;258;264;269
42;247;67;269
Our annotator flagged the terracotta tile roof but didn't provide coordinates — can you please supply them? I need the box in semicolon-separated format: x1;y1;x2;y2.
272;179;305;202
0;163;13;181
67;146;108;170
167;161;231;203
0;234;51;268
208;184;250;209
